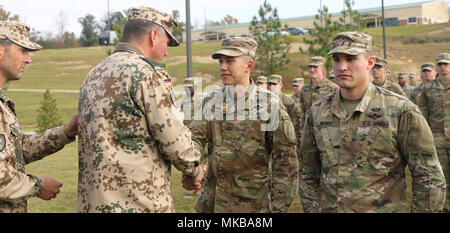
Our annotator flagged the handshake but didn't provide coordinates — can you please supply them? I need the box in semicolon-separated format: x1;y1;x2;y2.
182;164;208;191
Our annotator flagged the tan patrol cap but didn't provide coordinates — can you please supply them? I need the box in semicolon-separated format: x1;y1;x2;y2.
409;73;416;78
0;21;42;50
256;76;267;84
421;62;435;71
386;70;392;76
267;74;282;84
436;53;450;64
327;31;372;56
212;36;258;59
374;57;388;67
397;72;408;79
292;78;304;86
308;56;325;66
127;7;180;47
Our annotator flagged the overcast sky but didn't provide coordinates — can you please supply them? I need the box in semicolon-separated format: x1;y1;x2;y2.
1;0;448;37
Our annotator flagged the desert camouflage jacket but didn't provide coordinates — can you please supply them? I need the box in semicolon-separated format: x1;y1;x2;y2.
0;90;74;213
300;83;446;213
417;77;450;149
192;82;299;213
77;43;200;213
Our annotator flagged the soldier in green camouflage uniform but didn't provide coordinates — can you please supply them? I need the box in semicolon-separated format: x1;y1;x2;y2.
409;72;419;89
291;78;304;106
412;62;437;104
186;37;299;213
299;56;339;128
398;72;415;100
386;69;393;81
417;53;450;212
299;31;446;213
0;21;78;213
256;75;267;89
180;77;203;126
77;7;204;213
328;70;337;84
371;57;406;97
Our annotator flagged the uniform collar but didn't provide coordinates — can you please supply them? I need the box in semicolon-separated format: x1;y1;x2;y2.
113;42;145;56
0;89;16;114
331;82;375;120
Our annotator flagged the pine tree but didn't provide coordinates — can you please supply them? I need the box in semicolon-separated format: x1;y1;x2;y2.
249;0;291;76
36;90;63;134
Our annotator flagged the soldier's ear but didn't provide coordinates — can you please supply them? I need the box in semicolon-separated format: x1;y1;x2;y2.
247;58;254;71
148;29;158;47
367;56;376;70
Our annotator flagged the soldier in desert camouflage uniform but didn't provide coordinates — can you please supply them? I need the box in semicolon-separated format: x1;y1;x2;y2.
77;7;204;213
397;72;415;100
299;31;446;213
0;21;78;213
299;56;339;128
417;53;450;212
184;37;299;213
371;57;406;97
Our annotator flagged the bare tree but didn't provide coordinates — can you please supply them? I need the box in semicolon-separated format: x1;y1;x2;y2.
0;5;20;21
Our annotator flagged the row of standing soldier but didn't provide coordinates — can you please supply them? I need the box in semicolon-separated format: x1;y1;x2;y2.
0;6;447;213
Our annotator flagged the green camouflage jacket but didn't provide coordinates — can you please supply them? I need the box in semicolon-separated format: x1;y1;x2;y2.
300;78;339;127
417;77;450;149
280;94;303;146
192;82;299;213
0;90;74;213
373;80;406;97
401;84;416;101
300;83;446;213
180;92;204;126
411;83;425;104
77;43;200;213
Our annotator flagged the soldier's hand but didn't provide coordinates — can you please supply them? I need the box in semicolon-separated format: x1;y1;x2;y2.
63;113;78;138
182;164;207;190
38;176;63;200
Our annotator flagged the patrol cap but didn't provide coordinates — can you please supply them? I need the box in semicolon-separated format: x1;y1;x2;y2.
397;72;407;79
267;74;282;84
0;21;42;50
374;57;388;67
184;78;194;87
409;73;416;78
327;31;372;56
421;62;435;71
386;70;392;76
212;36;258;59
256;75;267;84
328;70;335;78
127;7;180;47
308;56;325;66
436;53;450;64
292;78;304;86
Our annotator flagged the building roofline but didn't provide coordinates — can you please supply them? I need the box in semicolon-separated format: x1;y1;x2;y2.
197;0;436;31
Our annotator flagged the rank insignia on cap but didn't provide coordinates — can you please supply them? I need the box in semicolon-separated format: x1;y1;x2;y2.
0;134;5;152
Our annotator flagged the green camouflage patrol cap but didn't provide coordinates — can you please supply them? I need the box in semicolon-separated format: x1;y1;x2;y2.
212;36;258;59
328;70;335;78
421;62;435;71
409;73;416;78
292;78;304;86
386;70;392;76
256;75;267;84
308;56;325;66
184;78;194;87
127;7;180;47
436;53;450;64
0;21;42;50
397;72;407;79
327;31;372;56
374;57;388;67
267;74;282;84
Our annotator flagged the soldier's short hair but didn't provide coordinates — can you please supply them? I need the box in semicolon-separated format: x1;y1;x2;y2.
122;19;165;42
0;38;13;52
